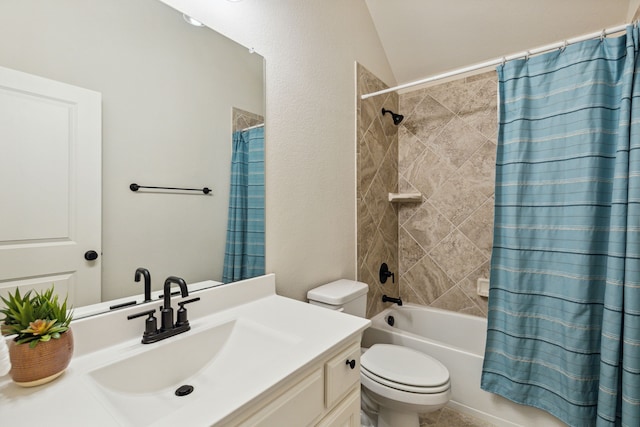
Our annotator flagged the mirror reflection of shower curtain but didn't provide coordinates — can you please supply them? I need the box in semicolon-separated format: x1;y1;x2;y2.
222;126;265;283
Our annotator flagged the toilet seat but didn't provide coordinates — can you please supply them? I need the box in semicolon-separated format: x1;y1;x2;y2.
361;344;450;393
361;366;450;394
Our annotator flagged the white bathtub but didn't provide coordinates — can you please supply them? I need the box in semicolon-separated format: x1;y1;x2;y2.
361;304;566;427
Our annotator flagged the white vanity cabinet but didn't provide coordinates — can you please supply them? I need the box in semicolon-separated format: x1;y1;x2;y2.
224;340;362;427
0;275;371;427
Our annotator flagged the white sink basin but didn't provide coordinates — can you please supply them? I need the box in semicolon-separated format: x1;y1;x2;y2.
86;318;300;425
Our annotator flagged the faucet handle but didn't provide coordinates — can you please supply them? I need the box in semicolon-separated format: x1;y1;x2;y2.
178;297;201;307
176;297;201;327
127;309;159;343
127;308;156;320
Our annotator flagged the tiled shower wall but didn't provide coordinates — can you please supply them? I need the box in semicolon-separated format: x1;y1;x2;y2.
356;64;399;318
397;72;498;317
357;66;497;319
232;107;264;132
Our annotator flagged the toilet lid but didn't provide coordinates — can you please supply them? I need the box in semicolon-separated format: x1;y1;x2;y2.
361;344;449;387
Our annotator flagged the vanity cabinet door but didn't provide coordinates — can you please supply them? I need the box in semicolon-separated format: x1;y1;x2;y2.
239;368;324;427
324;343;360;408
316;388;360;427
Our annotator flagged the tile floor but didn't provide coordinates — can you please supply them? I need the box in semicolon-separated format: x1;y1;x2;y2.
419;407;496;426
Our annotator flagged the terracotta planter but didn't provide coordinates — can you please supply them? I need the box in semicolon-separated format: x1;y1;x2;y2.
8;329;74;387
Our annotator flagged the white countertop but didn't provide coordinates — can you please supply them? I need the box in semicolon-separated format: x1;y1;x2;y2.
0;274;370;426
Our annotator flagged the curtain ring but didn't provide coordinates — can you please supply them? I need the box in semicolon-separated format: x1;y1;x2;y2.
525;51;531;61
501;57;506;68
600;29;606;41
560;40;568;52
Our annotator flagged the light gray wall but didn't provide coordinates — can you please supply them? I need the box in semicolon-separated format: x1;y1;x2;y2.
0;0;264;300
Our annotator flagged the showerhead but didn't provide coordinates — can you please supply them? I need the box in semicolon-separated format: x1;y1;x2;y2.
381;108;404;125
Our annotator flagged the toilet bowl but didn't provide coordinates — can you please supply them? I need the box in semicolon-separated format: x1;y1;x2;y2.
360;344;450;427
307;280;452;427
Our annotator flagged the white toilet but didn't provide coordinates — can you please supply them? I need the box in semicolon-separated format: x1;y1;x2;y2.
307;280;451;427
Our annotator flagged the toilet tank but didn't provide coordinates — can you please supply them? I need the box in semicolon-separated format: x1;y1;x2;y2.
307;279;368;317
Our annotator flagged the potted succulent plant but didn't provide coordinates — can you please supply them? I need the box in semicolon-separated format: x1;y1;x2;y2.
0;286;74;387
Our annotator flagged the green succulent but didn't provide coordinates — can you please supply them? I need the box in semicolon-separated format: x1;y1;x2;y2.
0;286;73;348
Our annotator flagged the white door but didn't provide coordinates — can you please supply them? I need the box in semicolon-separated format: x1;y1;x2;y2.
0;66;101;307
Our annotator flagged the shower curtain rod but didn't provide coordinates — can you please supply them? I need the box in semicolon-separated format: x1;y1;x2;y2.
361;22;630;100
241;123;264;131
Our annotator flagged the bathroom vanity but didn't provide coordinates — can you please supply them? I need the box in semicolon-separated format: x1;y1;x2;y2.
0;274;370;426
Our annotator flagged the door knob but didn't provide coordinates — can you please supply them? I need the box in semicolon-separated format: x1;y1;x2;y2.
84;250;99;261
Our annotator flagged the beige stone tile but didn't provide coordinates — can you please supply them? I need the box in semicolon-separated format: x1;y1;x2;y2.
398;175;418;193
459;79;498;139
357;198;376;263
399;276;428;306
431;285;485;317
429;230;488;283
398;125;426;176
461;141;497;197
429;116;488;169
459;197;495;255
363;118;389;170
399;227;425;275
357;144;376;197
459;261;491;316
378;139;398;193
232;107;264;132
465;70;497;83
397;177;423;225
405;147;456;199
359;64;389;99
380;208;398;255
404;203;455;252
463;74;496;105
359;257;377;284
363;230;395;293
399;88;429;120
366;277;386;318
402;255;454;304
426;78;484;116
473;105;499;140
403;95;455;146
429;172;489;226
360;95;380;134
363;173;388;228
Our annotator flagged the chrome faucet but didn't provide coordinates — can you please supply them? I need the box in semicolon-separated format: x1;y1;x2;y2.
127;275;200;344
134;267;152;302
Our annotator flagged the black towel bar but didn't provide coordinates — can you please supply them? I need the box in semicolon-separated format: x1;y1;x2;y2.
130;183;211;194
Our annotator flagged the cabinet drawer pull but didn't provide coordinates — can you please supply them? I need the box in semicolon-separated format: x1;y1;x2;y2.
345;359;356;369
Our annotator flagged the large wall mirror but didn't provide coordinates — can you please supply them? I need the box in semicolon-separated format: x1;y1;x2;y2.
0;0;265;314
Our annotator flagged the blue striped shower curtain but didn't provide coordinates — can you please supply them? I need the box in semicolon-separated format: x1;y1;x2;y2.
481;26;640;426
222;126;265;283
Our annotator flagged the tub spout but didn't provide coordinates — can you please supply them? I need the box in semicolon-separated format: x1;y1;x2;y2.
382;295;403;306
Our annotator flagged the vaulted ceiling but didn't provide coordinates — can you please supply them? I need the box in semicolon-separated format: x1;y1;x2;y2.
365;0;632;86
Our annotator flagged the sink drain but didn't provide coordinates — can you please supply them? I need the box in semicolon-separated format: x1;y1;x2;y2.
175;384;194;396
